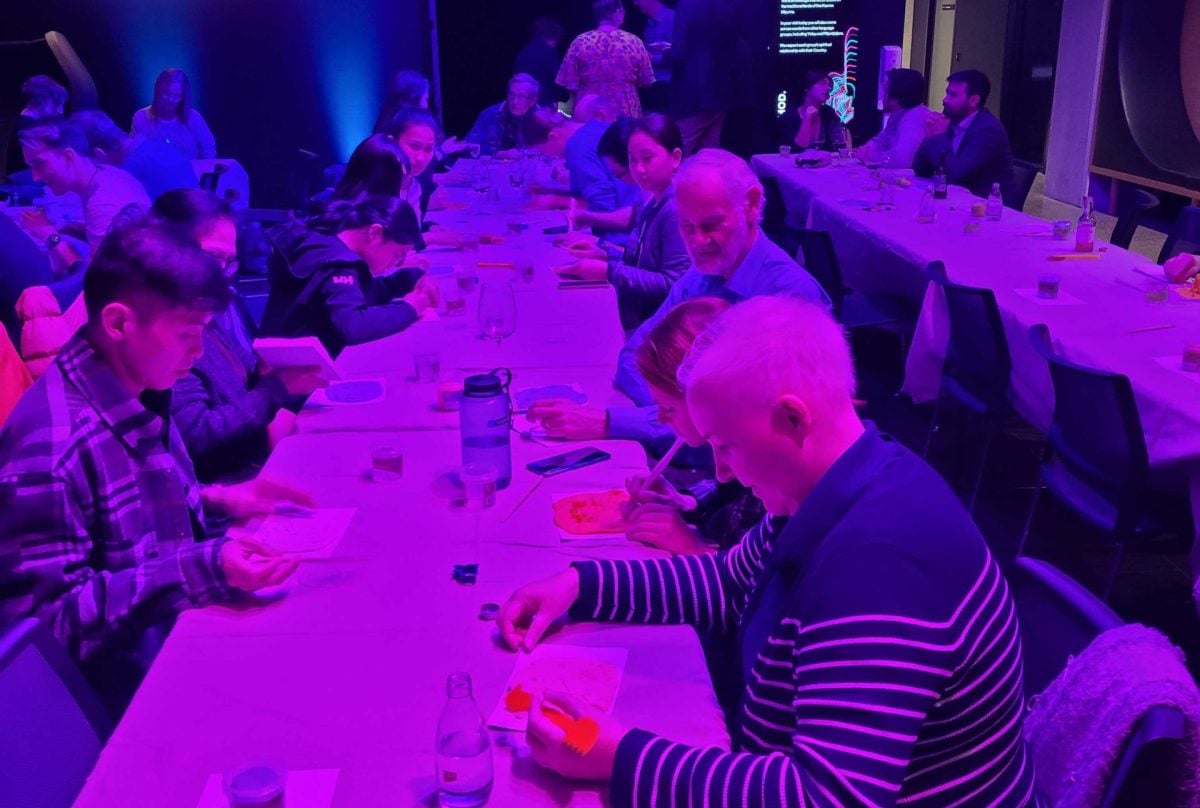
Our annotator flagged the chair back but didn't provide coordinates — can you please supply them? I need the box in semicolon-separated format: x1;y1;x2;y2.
1029;325;1150;513
1010;560;1189;807
929;261;1011;408
795;229;847;314
1008;557;1122;697
1109;189;1159;251
1008;159;1040;211
759;174;790;239
45;32;98;111
0;618;111;808
1158;205;1200;264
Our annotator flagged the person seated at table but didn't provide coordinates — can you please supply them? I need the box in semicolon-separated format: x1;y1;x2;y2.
386;108;467;249
0;327;32;427
1165;252;1200;284
624;296;763;553
530;109;638;242
72;109;199;202
373;69;430;134
6;76;68;179
559;113;692;331
914;69;1015;201
528;148;829;453
17;117;151;272
309;132;412;216
854;67;930;169
777;70;851;152
152;190;327;483
500;295;1036;807
0;218;312;714
464;74;545;159
132;68;217;160
260;196;437;357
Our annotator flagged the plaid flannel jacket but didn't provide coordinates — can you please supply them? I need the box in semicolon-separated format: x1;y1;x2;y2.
0;333;232;674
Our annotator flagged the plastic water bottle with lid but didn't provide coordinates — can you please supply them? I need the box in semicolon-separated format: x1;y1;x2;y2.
460;369;513;489
435;672;493;808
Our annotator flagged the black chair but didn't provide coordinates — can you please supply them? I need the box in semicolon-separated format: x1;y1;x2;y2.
0;617;112;807
795;229;914;329
923;261;1012;512
1020;324;1191;599
1008;159;1040;211
1157;205;1200;264
1009;558;1188;806
1109;189;1159;251
759;174;801;257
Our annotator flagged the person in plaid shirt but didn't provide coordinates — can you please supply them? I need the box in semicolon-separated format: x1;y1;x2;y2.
0;219;308;713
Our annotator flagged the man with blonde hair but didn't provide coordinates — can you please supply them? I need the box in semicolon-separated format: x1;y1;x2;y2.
501;295;1036;806
530;148;829;449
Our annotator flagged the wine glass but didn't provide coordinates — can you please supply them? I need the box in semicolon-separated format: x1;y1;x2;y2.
477;282;516;344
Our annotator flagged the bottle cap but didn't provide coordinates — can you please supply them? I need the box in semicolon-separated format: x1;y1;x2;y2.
478;602;500;621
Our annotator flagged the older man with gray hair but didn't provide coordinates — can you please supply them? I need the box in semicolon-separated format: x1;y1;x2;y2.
502;295;1036;806
530;148;829;450
464;73;546;159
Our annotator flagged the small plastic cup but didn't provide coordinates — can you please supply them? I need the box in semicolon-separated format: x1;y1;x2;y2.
371;445;405;482
461;463;498;509
223;760;286;807
518;262;535;283
779;145;792;157
459;234;480;254
457;266;480;292
970;200;987;219
414;353;440;383
1037;274;1061;299
441;281;467;316
1052;219;1072;240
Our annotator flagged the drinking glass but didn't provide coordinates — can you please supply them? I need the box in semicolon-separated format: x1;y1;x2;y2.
477;282;516;344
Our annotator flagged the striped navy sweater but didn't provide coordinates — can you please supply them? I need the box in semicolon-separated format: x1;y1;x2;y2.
570;426;1037;807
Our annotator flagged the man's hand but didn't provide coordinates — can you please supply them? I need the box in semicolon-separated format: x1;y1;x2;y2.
567;243;608;261
1164;254;1199;284
527;691;624;782
625;503;710;555
556;259;608;282
403;276;440;314
205;478;317;522
624;473;697;513
925;111;951;138
441;136;473;155
498;568;581;651
527;400;607;440
266;409;297;450
219;536;299;591
20;209;57;241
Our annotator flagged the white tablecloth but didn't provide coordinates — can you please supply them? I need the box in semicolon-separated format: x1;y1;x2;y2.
75;164;729;807
753;154;1200;598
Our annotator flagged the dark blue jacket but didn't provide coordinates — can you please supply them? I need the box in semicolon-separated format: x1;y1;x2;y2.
914;107;1015;201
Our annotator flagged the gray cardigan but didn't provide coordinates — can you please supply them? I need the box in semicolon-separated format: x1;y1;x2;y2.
607;189;691;331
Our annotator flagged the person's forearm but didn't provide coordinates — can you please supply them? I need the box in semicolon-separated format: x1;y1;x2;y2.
577;206;633;231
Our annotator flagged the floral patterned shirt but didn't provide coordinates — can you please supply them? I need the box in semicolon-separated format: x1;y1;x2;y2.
556;28;655;117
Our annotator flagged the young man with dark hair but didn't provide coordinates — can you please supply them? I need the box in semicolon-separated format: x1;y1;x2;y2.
0;220;308;713
18;117;151;263
855;67;931;168
913;68;1015;201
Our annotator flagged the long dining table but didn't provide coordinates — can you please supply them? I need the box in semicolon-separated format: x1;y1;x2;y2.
74;160;730;806
752;153;1200;602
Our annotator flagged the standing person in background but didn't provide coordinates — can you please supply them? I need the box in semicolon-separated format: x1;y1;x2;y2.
515;17;566;109
854;67;930;169
556;0;655;118
777;70;850;151
633;0;675;113
132;68;217;160
670;0;741;154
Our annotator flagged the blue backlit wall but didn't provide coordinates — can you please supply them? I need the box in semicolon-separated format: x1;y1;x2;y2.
3;0;427;206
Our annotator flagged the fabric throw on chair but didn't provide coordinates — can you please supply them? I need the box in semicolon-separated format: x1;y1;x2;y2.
1023;624;1200;807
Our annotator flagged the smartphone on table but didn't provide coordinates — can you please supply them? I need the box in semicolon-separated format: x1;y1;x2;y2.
527;447;612;476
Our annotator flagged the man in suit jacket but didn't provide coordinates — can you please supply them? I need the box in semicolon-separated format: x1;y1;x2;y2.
913;69;1015;203
669;0;745;154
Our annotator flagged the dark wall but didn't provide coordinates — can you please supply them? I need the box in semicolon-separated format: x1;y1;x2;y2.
2;0;428;207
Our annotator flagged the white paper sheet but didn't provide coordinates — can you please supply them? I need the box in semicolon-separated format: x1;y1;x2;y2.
252;508;358;559
488;645;628;732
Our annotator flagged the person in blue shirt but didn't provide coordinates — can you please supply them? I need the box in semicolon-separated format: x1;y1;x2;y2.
529;148;829;453
464;74;545;159
72;109;199;202
531;108;637;242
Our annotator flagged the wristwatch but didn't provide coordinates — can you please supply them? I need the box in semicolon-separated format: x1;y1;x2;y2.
46;233;62;249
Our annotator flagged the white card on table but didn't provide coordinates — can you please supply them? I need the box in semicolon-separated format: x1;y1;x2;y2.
488;644;628;731
252;508;357;559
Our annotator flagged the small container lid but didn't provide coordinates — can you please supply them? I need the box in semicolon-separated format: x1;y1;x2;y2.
223;760;285;805
478;602;500;621
463;373;503;397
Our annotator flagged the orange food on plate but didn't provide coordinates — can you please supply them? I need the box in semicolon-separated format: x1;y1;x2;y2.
553;490;629;535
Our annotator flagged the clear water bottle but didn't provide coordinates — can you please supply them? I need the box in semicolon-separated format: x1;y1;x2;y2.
435;672;493;808
986;183;1004;221
918;188;936;223
460;369;512;489
1076;195;1097;253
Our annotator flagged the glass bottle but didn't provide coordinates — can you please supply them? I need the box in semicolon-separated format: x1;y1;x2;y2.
1075;195;1097;253
933;158;948;200
918;188;937;223
986;183;1004;221
435;673;493;808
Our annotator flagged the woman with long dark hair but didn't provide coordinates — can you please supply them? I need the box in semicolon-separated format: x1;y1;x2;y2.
777;69;850;151
132;68;217;159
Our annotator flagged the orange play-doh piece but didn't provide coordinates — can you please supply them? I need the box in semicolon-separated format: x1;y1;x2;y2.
504;685;533;713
